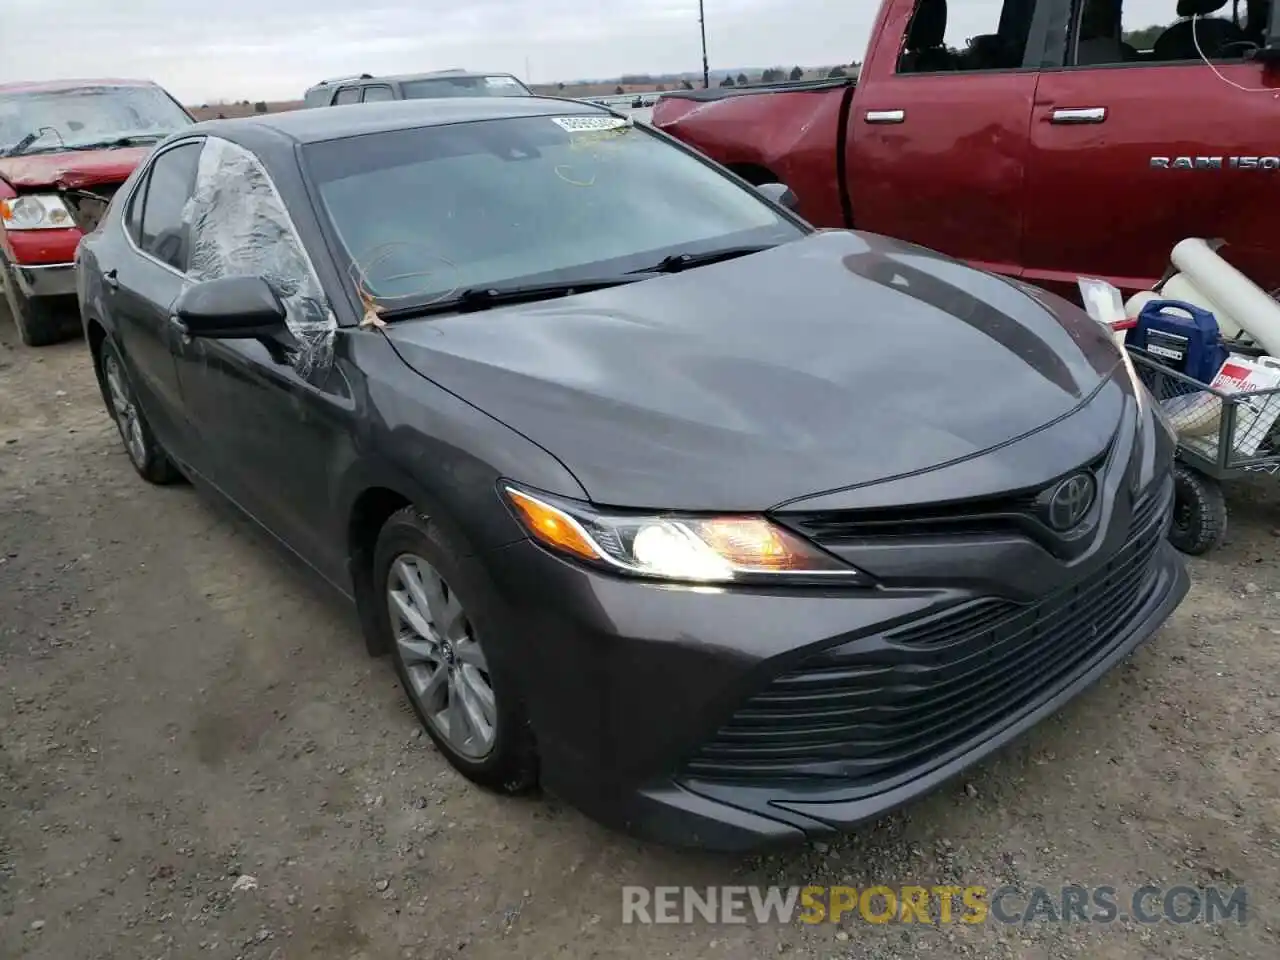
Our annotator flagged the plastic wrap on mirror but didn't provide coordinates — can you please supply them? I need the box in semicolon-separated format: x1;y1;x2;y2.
184;137;336;373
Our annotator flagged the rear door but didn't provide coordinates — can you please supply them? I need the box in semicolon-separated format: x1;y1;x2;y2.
109;139;203;455
1021;0;1279;296
848;0;1052;277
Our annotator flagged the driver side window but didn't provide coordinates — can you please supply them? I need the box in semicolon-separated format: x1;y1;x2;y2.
183;137;335;373
1068;0;1262;66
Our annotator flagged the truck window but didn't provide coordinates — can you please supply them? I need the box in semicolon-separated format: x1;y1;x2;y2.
898;0;1044;73
333;86;360;105
361;85;395;102
1068;0;1260;66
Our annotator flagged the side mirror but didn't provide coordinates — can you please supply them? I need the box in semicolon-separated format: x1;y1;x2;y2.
1257;0;1280;63
172;275;287;339
756;181;799;211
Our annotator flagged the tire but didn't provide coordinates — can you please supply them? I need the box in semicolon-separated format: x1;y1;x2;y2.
373;506;538;794
0;254;68;347
1168;462;1227;556
97;338;183;485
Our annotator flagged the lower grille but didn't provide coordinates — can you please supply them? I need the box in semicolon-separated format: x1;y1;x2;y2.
682;477;1173;787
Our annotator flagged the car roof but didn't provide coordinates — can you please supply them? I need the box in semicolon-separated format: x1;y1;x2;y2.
307;70;520;90
0;78;158;96
369;71;523;85
189;96;611;145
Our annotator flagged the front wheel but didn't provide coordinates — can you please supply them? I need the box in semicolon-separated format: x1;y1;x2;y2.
1169;463;1227;556
373;506;538;794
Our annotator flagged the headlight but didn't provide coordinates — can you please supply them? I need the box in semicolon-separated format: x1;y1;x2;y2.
1149;390;1176;440
0;194;74;231
1122;355;1174;438
1118;348;1150;415
502;485;867;584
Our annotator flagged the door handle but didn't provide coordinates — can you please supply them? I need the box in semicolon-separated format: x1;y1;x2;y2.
103;269;119;290
865;109;905;124
1050;107;1107;124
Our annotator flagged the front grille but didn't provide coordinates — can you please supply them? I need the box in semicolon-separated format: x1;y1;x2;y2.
682;477;1173;787
62;184;123;234
777;452;1109;544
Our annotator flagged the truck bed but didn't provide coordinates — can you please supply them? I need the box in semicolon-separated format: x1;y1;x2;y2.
656;77;854;104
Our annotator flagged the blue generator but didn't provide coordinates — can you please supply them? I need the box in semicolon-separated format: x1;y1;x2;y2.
1125;300;1229;385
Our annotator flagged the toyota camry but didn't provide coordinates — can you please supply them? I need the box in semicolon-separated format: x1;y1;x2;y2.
76;97;1189;852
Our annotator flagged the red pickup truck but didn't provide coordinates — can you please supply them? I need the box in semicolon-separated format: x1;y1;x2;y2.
0;79;193;345
653;0;1280;299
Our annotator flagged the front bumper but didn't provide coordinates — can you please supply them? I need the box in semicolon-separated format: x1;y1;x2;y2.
7;261;77;298
483;475;1188;853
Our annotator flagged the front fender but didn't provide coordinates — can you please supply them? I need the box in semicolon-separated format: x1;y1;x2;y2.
330;330;590;574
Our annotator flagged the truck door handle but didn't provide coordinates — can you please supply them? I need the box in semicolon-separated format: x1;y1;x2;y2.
1050;107;1107;124
865;109;905;124
103;269;119;290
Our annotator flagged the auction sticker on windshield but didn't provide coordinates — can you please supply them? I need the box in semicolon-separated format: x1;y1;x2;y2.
551;116;631;133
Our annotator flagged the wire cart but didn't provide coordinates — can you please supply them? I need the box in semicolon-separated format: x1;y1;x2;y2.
1128;346;1280;555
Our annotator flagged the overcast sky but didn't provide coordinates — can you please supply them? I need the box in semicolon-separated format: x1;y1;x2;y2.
3;0;1176;103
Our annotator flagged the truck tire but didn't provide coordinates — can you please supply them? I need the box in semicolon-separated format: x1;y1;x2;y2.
0;254;66;347
1168;462;1227;556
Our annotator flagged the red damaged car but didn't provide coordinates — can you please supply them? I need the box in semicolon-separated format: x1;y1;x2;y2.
0;79;194;345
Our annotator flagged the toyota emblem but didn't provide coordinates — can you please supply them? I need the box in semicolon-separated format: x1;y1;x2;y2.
1045;473;1096;531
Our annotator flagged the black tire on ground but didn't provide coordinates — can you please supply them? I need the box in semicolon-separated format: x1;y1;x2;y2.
96;337;184;485
0;254;69;347
372;506;539;794
1169;462;1227;556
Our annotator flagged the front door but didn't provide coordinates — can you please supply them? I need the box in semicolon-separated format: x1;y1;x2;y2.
848;0;1051;277
1021;0;1280;296
170;136;352;584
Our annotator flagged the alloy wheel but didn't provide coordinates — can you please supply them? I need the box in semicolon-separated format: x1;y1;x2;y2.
387;553;497;758
103;353;147;467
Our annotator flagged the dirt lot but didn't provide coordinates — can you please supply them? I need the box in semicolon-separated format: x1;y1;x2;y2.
2;302;1279;960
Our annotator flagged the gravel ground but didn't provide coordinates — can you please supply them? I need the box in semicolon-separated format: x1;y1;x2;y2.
2;303;1279;959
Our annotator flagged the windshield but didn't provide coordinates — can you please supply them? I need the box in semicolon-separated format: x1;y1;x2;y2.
0;85;192;156
303;114;805;307
400;75;532;99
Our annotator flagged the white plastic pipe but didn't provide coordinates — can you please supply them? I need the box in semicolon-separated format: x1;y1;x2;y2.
1169;238;1280;357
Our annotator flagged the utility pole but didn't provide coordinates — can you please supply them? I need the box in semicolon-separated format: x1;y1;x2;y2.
698;0;710;88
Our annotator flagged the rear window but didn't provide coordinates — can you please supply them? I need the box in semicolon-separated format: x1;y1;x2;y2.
400;75;531;99
302;114;803;306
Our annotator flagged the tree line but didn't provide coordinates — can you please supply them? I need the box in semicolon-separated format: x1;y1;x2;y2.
718;64;858;86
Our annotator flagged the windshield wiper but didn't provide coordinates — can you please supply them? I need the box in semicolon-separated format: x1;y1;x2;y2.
628;243;777;275
68;134;169;151
377;275;656;320
2;129;49;158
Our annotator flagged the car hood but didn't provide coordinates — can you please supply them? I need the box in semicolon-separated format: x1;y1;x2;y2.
0;146;150;189
385;230;1123;511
